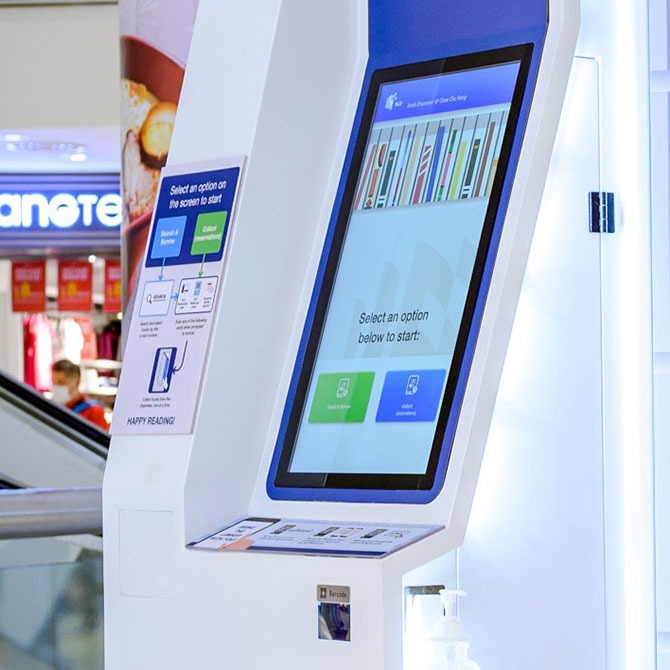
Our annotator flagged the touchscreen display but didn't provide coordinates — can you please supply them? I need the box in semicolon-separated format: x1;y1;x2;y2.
270;46;532;495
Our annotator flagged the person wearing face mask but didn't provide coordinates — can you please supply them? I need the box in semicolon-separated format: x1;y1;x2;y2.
51;359;109;432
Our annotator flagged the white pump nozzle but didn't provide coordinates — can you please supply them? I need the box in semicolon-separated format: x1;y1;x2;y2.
440;589;466;619
432;589;467;641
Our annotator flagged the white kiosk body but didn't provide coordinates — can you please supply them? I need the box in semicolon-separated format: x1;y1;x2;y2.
104;1;581;667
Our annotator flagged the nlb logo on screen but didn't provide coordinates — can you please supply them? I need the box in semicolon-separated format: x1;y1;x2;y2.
0;192;122;229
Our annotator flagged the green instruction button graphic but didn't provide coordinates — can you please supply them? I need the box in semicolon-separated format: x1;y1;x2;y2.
308;372;375;423
191;210;228;256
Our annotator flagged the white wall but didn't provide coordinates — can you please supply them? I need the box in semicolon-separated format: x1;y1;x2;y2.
0;4;120;129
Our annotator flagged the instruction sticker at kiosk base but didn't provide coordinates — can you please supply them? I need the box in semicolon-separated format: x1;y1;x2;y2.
188;518;442;558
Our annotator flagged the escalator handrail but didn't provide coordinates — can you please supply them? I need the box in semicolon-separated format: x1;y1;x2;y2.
0;487;102;539
0;369;109;458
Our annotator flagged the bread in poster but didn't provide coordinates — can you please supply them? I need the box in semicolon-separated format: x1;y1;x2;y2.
139;101;178;169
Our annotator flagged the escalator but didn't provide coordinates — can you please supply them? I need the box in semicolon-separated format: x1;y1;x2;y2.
0;370;108;488
0;370;107;666
0;486;105;669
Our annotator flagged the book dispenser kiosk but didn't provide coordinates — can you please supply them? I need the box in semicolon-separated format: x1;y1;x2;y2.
104;0;579;667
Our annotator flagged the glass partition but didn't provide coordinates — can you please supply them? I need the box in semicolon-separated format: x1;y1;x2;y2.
0;536;103;669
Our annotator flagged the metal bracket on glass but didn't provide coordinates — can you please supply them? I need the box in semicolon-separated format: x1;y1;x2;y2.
589;191;615;233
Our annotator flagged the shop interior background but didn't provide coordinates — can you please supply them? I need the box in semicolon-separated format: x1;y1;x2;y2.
0;1;121;418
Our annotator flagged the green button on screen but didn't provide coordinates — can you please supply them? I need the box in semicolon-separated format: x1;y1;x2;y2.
308;372;375;423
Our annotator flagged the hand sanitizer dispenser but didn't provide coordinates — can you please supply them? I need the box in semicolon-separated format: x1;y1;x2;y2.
426;589;481;670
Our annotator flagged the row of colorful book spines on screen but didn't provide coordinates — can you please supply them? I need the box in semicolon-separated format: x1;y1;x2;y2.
354;111;509;210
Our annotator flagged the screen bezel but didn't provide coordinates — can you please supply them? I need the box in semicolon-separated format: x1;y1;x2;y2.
268;43;534;501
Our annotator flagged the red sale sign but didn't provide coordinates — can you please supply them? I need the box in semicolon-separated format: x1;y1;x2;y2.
57;260;93;312
11;260;46;312
104;259;122;313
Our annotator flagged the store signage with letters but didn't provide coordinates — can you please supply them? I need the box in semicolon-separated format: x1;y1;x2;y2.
0;174;121;252
0;192;121;230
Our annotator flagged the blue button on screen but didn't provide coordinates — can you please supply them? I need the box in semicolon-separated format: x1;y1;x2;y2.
376;369;446;422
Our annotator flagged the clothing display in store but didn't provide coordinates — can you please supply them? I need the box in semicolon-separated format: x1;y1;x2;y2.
23;313;122;411
52;316;85;363
73;316;98;361
23;313;55;392
97;319;121;361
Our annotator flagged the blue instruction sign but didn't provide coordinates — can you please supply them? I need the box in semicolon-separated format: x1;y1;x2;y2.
112;158;245;436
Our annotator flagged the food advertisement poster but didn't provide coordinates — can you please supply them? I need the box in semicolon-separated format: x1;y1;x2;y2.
57;260;93;313
11;260;46;313
111;159;243;435
119;0;200;311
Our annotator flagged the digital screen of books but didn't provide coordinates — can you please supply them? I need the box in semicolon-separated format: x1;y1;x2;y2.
270;45;532;499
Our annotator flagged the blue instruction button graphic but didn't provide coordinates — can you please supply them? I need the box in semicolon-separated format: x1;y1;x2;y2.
376;369;446;422
150;216;187;260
